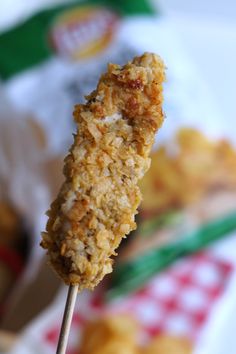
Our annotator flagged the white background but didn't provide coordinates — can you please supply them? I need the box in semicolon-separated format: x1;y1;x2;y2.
156;0;236;128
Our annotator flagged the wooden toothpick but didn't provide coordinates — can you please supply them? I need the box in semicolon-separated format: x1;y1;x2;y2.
56;284;78;354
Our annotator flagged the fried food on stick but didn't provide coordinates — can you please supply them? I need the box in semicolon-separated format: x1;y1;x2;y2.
41;52;165;289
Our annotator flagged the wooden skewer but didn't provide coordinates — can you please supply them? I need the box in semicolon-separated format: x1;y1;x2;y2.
56;284;78;354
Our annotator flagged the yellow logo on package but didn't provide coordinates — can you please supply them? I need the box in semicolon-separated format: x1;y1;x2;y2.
50;6;119;59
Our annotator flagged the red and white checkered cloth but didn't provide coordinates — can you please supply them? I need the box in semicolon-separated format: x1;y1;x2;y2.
41;251;233;354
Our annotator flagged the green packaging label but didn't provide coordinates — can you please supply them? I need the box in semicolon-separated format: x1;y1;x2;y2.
0;0;155;80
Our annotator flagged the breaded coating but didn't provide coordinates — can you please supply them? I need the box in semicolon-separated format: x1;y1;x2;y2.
41;52;165;289
79;315;139;354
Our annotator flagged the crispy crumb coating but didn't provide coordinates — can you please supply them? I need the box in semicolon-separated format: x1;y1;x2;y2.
41;53;165;289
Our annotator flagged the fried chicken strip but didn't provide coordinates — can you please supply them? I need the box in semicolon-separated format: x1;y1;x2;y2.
41;52;165;289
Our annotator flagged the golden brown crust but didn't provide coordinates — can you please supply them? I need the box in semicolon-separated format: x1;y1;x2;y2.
41;53;165;289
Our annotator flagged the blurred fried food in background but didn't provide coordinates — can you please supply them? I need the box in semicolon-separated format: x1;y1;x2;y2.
0;202;21;248
0;201;28;309
78;314;192;354
140;128;236;216
143;335;192;354
79;314;139;354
